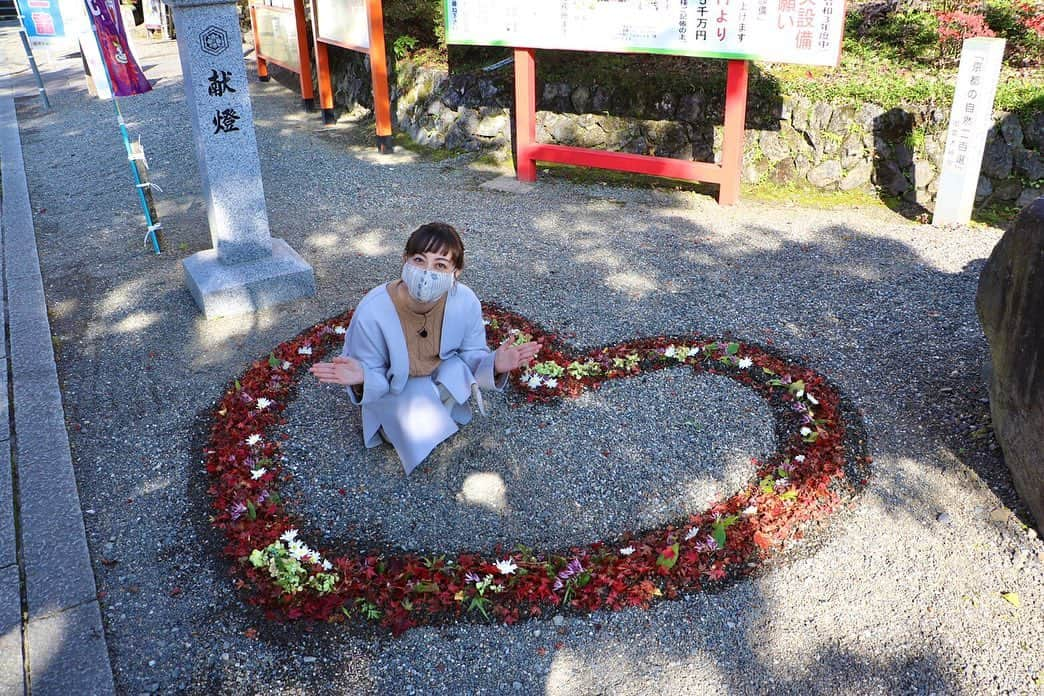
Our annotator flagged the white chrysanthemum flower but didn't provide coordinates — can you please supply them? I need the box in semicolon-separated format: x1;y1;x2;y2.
664;345;677;358
333;326;347;335
297;346;313;356
322;559;333;571
795;388;805;398
280;529;298;543
684;527;700;541
742;505;758;516
776;478;790;490
245;434;262;446
494;558;518;575
794;455;806;463
544;378;558;389
287;540;310;560
619;546;635;556
737;357;753;369
800;426;813;437
806;392;819;406
250;467;267;480
526;374;543;389
255;397;272;410
281;360;292;370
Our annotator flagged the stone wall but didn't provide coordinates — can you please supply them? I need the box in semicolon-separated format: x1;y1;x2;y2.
328;51;1043;209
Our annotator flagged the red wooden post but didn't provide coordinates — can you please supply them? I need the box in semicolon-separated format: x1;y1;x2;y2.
293;0;314;108
719;59;749;206
249;5;269;81
513;48;537;182
368;0;393;152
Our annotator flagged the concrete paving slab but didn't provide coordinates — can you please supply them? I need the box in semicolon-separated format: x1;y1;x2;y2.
0;565;25;695
10;375;66;451
26;600;113;696
0;444;15;570
15;441;95;617
0;364;8;441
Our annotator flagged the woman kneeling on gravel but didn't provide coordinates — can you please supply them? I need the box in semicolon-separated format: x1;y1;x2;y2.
309;222;540;474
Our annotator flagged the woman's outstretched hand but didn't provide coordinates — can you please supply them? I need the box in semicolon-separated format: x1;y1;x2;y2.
493;337;541;375
309;355;365;386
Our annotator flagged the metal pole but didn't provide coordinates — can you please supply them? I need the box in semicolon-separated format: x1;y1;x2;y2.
83;0;162;254
13;9;51;108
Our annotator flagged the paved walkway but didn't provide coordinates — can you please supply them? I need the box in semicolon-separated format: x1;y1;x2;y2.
1;23;114;695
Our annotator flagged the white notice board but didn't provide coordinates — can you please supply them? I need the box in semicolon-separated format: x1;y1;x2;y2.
316;0;369;49
445;0;845;66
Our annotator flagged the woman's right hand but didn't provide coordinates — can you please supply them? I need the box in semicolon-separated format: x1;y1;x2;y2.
309;355;365;386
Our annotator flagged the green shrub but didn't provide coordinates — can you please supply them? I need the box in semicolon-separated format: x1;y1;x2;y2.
985;0;1044;65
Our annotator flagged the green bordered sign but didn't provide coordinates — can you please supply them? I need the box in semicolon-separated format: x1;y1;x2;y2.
445;0;845;67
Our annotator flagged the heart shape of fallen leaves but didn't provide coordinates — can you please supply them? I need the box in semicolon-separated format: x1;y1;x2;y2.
203;304;869;634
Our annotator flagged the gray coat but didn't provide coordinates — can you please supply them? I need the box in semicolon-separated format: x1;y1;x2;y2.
341;281;505;473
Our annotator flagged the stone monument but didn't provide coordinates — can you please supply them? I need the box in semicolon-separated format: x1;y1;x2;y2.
168;0;315;317
976;196;1044;531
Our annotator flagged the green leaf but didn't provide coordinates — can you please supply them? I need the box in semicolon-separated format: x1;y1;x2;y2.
780;489;799;501
234;379;241;391
1001;592;1021;608
268;353;280;368
726;342;739;355
711;524;727;549
762;367;777;375
759;476;775;494
248;549;266;567
246;500;256;521
413;581;440;593
656;543;680;570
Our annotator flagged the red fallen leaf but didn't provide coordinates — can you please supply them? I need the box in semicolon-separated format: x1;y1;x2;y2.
554;642;564;650
169;586;183;597
338;488;347;496
96;591;107;600
100;558;118;567
243;627;258;639
535;647;548;656
753;531;773;551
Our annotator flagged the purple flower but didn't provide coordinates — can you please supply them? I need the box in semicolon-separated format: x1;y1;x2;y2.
257;489;269;504
464;571;481;584
552;579;564;592
229;501;247;520
554;558;584;591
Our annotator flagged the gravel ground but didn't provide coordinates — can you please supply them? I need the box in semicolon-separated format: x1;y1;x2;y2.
5;32;1044;695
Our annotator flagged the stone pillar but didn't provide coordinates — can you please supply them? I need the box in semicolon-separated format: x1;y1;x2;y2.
168;0;316;317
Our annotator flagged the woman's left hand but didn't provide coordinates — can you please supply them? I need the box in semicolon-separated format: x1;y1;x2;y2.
493;337;541;374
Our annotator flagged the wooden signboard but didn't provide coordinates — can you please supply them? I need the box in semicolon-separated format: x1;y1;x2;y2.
445;0;847;205
311;0;393;152
249;0;314;108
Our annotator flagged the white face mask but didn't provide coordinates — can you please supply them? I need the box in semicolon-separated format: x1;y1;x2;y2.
401;263;455;303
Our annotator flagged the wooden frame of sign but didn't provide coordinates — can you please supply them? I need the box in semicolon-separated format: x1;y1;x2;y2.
248;0;315;109
311;0;393;153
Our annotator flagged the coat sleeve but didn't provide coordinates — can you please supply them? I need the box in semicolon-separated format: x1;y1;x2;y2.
341;309;393;405
456;295;507;392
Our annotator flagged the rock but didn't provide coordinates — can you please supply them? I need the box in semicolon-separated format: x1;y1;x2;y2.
856;102;885;131
840;132;865;169
839;161;872;191
977;196;1044;531
992;178;1023;202
552;615;566;627
811;102;834;131
677;93;704;122
791;96;812;132
591;86;612;112
649;121;691;158
1014;148;1044;181
980;137;1013;179
760;130;791;162
475;112;508;140
807;159;842;187
575;114;608;148
937;512;952;525
571;85;591;113
1016;187;1042;208
975;175;993;203
999;114;1024;148
913;159;936;188
548;113;578;144
1022;111;1044;148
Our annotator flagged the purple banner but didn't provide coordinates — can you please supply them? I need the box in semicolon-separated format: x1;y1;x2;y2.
87;0;152;96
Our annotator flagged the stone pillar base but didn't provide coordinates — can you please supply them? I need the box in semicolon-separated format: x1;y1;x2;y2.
183;238;316;318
